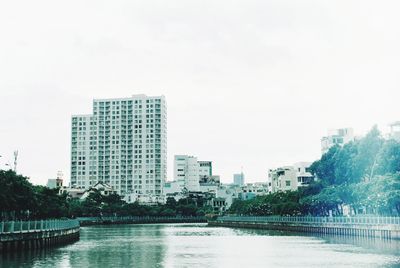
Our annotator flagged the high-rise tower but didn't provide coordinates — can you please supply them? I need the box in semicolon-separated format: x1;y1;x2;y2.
71;94;167;201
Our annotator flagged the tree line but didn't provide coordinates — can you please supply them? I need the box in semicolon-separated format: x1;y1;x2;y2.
0;170;212;220
229;126;400;216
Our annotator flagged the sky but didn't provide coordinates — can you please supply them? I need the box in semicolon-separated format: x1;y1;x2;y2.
1;0;400;185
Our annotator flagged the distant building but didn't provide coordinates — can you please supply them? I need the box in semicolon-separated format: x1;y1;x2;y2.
293;162;314;187
47;179;59;189
215;185;239;208
239;192;257;201
241;183;269;197
164;180;184;196
59;187;86;199
321;128;354;155
46;171;64;189
233;172;245;186
174;155;200;192
174;155;220;192
208;197;227;213
80;182;117;200
60;181;117;201
198;161;212;182
389;122;400;142
268;166;298;193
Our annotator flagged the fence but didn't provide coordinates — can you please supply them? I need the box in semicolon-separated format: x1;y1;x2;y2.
218;216;400;225
0;219;80;235
77;216;206;222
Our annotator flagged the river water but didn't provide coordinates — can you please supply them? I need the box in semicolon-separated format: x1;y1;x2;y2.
1;223;400;268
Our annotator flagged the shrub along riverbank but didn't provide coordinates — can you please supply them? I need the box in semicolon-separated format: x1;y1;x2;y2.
229;126;400;216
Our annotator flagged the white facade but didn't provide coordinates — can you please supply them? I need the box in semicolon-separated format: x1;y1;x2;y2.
241;183;269;196
268;166;298;193
216;185;239;208
199;183;219;194
174;155;200;192
268;163;315;193
321;128;354;155
164;180;184;196
293;162;314;187
71;95;167;202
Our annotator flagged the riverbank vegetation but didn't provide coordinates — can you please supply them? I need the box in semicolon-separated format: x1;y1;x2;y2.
229;126;400;216
0;170;211;220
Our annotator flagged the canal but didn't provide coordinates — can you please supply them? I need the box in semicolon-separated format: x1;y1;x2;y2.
1;223;400;267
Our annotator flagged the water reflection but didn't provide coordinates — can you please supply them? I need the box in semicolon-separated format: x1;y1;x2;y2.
1;223;400;268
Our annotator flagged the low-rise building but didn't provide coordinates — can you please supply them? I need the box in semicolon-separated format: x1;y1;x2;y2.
46;171;64;189
60;182;117;201
80;182;118;200
47;178;63;189
321;128;354;155
59;187;86;199
268;166;298;193
216;185;240;208
293;162;315;187
241;182;269;196
208;197;227;214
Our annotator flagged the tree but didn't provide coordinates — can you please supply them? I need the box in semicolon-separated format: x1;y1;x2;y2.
333;142;358;184
310;146;340;185
375;139;400;175
352;125;383;181
33;186;69;219
0;170;36;219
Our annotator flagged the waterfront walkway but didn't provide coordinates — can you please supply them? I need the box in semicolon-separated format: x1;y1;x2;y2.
0;219;80;252
210;215;400;239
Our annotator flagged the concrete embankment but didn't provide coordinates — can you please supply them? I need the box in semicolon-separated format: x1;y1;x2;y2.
78;216;207;226
209;216;400;240
0;220;80;253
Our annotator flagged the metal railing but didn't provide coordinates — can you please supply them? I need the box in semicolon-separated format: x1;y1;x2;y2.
217;216;400;225
77;216;206;222
0;219;80;235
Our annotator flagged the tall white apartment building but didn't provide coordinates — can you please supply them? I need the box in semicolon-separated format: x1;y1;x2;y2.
321;128;354;155
71;95;167;201
174;155;200;192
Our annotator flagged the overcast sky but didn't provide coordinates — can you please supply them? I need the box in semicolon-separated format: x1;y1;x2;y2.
1;0;400;185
